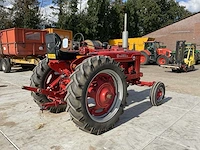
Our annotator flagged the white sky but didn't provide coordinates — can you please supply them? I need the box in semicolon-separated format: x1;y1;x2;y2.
178;0;200;13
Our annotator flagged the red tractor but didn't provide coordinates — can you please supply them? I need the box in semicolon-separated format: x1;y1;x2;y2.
22;32;165;135
140;41;171;65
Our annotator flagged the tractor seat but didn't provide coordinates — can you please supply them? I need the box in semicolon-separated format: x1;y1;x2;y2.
57;50;79;60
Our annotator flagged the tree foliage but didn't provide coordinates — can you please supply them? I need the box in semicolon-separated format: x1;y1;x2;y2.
0;0;193;40
0;0;42;29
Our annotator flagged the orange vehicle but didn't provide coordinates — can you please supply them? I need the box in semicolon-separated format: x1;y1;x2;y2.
0;28;73;73
140;41;172;65
0;28;47;73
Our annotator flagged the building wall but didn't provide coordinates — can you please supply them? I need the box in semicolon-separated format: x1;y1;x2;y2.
144;13;200;51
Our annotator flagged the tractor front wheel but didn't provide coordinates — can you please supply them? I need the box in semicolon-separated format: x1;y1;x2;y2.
30;58;67;113
150;82;165;106
65;56;127;135
140;51;149;65
156;55;169;65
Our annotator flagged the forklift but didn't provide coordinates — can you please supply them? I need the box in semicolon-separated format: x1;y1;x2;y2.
160;41;195;72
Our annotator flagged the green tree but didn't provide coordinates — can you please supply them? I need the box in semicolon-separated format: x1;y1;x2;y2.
160;0;191;27
126;0;140;37
51;0;193;40
0;0;13;29
105;0;124;40
52;0;69;29
12;0;41;29
135;0;162;35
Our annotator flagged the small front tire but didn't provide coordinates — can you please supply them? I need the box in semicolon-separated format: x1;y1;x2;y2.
150;82;165;106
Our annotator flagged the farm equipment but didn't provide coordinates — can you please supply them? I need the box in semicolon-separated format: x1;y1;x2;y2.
0;28;47;73
109;38;171;65
22;14;166;135
160;41;195;72
109;37;155;51
171;42;200;65
140;41;171;65
0;28;72;73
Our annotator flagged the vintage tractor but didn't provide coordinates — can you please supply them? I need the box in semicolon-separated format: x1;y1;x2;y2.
22;33;165;135
22;13;165;134
140;41;171;65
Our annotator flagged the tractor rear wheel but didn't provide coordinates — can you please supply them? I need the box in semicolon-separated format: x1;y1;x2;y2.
30;58;67;113
150;82;165;106
2;58;11;73
140;51;149;65
156;55;169;65
65;56;127;135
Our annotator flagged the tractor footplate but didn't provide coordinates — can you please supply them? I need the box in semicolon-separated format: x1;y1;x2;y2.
40;101;67;112
22;86;59;97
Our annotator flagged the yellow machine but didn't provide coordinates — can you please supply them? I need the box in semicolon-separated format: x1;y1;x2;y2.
161;41;195;72
183;43;195;67
108;37;155;50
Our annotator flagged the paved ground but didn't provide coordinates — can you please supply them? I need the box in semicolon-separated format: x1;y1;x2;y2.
0;65;200;150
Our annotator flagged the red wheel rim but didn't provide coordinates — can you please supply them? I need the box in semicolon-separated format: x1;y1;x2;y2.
85;69;124;123
87;73;116;116
156;87;164;102
158;58;166;65
140;55;146;64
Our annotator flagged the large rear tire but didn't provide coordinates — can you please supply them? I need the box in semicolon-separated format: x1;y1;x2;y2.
2;58;11;73
140;51;149;65
30;58;67;113
65;56;127;135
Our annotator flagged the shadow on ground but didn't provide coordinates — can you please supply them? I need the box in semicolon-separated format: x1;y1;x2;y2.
115;88;172;127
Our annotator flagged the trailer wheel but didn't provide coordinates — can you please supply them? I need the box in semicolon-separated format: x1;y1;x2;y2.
2;58;11;73
150;82;165;106
157;55;169;65
65;56;127;135
140;51;149;65
0;58;3;71
30;58;67;113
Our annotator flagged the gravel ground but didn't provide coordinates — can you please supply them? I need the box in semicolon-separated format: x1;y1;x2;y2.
140;64;200;96
0;64;200;150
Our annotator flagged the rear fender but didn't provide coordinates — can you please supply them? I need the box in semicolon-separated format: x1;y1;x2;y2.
157;48;171;57
70;55;91;71
142;50;151;56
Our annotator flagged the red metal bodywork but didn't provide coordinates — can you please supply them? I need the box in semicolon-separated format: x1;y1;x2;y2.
22;45;155;110
156;48;171;58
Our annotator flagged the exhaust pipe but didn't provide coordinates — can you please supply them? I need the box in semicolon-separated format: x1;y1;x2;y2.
122;13;128;50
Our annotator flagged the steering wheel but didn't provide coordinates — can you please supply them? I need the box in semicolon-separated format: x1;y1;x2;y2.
72;33;85;50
